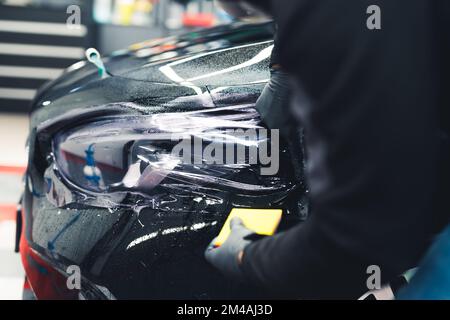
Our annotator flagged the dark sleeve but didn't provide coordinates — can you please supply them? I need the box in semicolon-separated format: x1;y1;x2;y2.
269;31;281;68
241;0;448;299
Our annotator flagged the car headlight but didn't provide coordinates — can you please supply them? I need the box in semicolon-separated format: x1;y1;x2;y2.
45;105;298;210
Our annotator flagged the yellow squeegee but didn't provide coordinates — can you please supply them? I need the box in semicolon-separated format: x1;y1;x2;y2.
214;208;283;247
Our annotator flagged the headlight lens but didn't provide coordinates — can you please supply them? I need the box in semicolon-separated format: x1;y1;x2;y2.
47;106;298;209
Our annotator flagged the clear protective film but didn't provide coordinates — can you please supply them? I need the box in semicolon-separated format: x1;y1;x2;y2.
44;105;300;214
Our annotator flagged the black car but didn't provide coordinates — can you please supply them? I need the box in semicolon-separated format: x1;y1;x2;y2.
19;21;308;299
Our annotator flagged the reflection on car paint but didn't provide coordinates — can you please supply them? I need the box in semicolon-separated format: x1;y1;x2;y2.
126;220;218;251
83;144;104;189
47;212;81;251
156;41;273;94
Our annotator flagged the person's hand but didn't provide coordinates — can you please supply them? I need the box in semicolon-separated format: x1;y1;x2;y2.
205;217;254;281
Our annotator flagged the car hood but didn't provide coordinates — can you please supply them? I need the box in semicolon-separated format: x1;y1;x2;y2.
33;22;274;108
106;21;274;85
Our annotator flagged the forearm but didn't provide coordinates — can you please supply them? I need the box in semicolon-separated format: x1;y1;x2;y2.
241;215;370;299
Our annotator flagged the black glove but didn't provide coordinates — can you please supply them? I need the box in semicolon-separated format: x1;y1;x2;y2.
255;68;293;139
205;217;255;281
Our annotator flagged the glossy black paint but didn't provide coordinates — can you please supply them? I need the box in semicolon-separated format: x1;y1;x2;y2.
22;22;307;299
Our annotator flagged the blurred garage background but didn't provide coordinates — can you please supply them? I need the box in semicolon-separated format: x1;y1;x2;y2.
0;0;235;299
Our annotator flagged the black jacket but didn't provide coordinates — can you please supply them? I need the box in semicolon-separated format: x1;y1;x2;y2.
269;29;281;67
241;0;450;299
